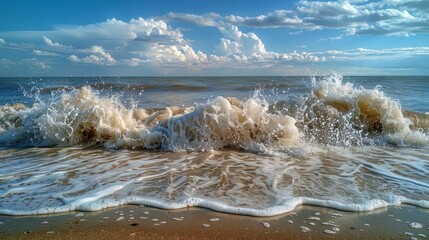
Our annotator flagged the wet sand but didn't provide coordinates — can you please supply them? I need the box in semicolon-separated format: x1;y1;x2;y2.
0;205;428;240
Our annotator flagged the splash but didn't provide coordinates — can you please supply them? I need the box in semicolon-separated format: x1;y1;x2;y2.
1;75;429;217
311;73;428;146
0;87;301;152
0;74;427;151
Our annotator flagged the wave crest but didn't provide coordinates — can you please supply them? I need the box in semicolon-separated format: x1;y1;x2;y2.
0;74;427;150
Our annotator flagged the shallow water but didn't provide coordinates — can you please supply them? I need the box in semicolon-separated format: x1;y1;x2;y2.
0;75;428;216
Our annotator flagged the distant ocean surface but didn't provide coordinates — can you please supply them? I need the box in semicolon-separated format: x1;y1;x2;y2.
0;75;428;216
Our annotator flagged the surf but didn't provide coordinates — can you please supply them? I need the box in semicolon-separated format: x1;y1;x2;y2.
0;74;427;151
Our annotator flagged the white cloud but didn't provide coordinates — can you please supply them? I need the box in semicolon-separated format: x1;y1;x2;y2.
33;49;60;56
0;38;34;51
289;31;303;35
225;10;307;29
22;58;51;70
166;13;324;64
83;45;116;64
6;15;325;71
166;1;428;37
296;0;428;36
34;61;50;70
166;12;220;27
216;38;241;56
321;46;429;60
1;18;212;69
123;57;148;66
0;58;15;69
68;55;79;62
42;36;69;48
146;44;208;63
216;24;267;57
0;57;51;72
1;3;428;75
68;45;116;65
212;22;323;63
52;18;184;47
35;17;210;67
297;1;359;16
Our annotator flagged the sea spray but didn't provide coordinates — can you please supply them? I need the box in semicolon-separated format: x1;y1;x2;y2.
1;75;427;150
0;86;301;152
1;75;429;216
311;73;428;146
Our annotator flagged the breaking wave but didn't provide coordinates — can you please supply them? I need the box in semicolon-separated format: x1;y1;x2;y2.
1;74;429;217
1;74;427;151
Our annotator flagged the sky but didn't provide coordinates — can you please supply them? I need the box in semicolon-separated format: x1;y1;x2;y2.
0;0;428;76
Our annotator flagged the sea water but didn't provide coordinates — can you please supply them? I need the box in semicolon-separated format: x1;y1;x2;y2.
0;74;428;216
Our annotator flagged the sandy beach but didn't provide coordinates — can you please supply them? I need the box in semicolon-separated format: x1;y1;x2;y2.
1;204;427;240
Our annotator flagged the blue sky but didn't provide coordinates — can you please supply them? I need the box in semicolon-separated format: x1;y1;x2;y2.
0;0;428;76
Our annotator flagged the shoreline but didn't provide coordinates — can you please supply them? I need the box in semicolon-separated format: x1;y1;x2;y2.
1;205;428;239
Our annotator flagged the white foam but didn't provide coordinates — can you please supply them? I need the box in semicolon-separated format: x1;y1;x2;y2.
1;193;428;217
323;229;337;234
0;76;429;218
0;87;301;153
409;222;423;229
1;75;429;151
312;73;428;146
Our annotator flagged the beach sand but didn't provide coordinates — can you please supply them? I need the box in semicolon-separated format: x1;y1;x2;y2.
1;204;428;239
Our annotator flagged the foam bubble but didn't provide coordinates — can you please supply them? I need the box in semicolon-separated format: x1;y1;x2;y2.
1;193;428;216
0;87;301;152
311;73;428;146
1;75;428;150
0;75;429;218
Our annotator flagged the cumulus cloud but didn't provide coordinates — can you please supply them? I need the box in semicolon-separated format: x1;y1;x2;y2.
167;1;428;37
68;45;115;65
164;11;324;64
51;18;185;48
148;44;208;63
42;36;70;48
211;23;323;63
1;1;428;75
34;61;50;70
36;17;209;67
1;18;212;69
216;24;267;57
123;57;148;66
68;55;79;62
84;46;115;63
175;18;324;64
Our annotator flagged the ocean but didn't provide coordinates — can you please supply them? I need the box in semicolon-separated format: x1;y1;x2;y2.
0;75;428;216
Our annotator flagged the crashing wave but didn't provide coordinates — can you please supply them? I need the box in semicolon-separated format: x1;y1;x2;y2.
0;74;427;150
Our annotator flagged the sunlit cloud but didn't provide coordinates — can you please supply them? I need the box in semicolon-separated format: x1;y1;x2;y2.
0;0;428;76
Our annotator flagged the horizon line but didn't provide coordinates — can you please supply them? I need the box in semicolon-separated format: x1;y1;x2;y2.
1;75;429;78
